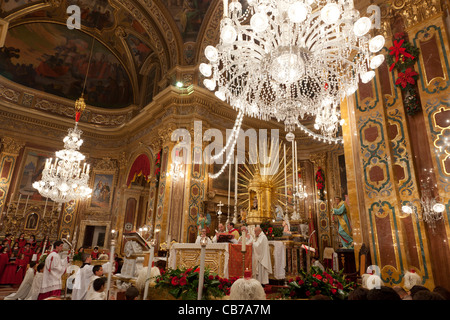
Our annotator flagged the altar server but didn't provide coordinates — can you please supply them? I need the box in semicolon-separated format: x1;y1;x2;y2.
252;226;272;285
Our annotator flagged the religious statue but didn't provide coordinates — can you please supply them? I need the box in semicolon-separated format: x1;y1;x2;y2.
332;196;353;249
196;212;211;236
275;205;284;221
282;215;291;235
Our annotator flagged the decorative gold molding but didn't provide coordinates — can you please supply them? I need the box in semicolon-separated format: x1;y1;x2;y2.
1;136;25;155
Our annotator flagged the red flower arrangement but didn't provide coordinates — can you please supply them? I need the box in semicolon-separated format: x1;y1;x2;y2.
155;266;237;300
283;267;356;300
386;32;421;116
315;167;325;201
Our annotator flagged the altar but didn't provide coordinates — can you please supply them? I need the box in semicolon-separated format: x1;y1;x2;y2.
168;243;253;278
169;241;289;280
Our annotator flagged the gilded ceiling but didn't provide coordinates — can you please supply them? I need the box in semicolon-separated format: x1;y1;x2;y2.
0;0;221;111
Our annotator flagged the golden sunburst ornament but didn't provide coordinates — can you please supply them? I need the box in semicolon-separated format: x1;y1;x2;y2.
237;141;294;225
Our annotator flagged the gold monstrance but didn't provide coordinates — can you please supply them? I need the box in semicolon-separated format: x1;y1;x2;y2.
238;142;293;225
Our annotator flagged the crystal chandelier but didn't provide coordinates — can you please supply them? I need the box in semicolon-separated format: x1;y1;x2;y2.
203;0;385;177
401;176;445;232
32;98;92;203
33;37;95;203
166;149;185;181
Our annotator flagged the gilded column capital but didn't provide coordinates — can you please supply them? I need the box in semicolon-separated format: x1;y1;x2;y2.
310;152;327;169
1;137;25;155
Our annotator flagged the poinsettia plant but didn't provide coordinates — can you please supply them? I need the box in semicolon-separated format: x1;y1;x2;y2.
283;266;357;300
315;167;325;201
260;220;284;239
155;266;238;300
386;32;421;116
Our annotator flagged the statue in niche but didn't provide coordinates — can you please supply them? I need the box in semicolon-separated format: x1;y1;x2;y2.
25;212;38;230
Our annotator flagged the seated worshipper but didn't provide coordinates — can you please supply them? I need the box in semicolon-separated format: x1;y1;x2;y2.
229;278;266;300
98;251;109;260
393;286;412;300
367;286;401;300
86;277;107;300
413;290;445;300
238;226;253;245
91;247;100;260
195;228;212;244
126;285;140;300
212;223;226;243
252;226;272;285
227;222;240;241
25;262;45;300
4;261;37;300
403;270;422;291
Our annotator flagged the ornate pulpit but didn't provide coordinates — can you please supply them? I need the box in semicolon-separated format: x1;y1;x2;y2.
118;232;150;279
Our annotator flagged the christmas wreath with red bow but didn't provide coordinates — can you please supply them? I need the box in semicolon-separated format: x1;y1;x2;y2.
386;32;421;116
315;167;325;201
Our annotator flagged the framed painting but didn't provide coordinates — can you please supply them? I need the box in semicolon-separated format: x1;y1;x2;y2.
89;172;115;211
16;147;54;202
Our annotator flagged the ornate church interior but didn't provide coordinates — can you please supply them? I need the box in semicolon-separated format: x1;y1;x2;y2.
0;0;450;302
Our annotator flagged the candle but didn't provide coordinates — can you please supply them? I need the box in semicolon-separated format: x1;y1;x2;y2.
23;195;30;216
284;144;287;205
43;197;48;218
241;230;246;252
15;193;22;216
228;162;231;219
223;0;228;17
235;155;238;204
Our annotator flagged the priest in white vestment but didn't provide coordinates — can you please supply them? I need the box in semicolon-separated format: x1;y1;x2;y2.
4;262;37;300
38;240;69;300
195;228;212;244
252;226;272;285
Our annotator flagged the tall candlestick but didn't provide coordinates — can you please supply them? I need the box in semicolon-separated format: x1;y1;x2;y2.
15;193;22;216
23;195;30;216
234;155;238;224
223;0;228;17
284;144;287;206
228;162;231;221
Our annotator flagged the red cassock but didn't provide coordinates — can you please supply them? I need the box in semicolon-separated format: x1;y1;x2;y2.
0;253;8;278
19;247;34;265
17;239;27;249
0;260;17;284
14;258;27;284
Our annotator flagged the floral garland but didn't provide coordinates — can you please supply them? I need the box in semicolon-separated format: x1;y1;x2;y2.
386;32;421;116
154;149;162;187
315;167;325;201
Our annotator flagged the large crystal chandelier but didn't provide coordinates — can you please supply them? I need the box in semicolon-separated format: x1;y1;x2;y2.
203;0;385;177
33;97;92;203
33;37;95;203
